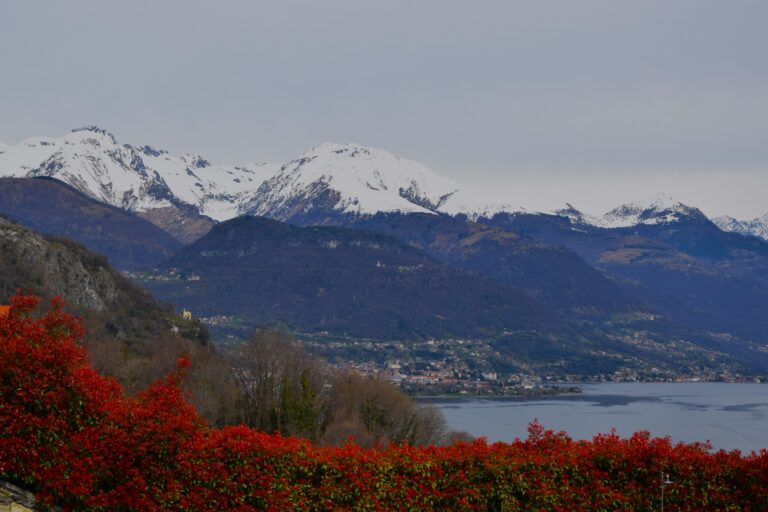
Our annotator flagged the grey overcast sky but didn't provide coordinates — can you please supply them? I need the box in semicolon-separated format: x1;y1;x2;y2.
1;1;767;218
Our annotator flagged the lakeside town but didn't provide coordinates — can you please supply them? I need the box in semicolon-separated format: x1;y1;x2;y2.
188;316;768;397
302;333;767;395
195;313;765;397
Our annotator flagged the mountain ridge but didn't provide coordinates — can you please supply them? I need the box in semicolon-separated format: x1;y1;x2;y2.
0;126;276;227
1;126;756;235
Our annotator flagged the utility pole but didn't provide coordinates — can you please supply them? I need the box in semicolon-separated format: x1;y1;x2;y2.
661;472;673;512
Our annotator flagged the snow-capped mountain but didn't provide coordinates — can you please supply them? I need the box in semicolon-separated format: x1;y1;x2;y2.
713;214;768;241
0;129;524;226
599;195;707;228
0;127;740;237
243;142;457;218
0;126;278;221
240;142;521;222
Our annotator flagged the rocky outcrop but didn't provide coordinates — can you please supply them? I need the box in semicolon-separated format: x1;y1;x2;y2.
0;218;119;312
0;217;208;348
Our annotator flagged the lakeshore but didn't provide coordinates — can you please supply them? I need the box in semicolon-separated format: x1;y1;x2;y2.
426;382;768;452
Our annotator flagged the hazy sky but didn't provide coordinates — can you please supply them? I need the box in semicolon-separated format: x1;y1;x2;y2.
2;1;767;218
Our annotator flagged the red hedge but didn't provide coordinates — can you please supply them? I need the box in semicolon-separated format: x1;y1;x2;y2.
1;293;767;511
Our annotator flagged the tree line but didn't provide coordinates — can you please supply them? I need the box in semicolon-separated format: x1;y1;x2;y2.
226;328;450;447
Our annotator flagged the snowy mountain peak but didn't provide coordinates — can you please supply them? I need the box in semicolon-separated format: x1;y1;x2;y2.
713;213;768;241
300;142;374;159
295;142;461;205
601;195;706;228
71;125;113;135
245;142;465;219
647;194;689;212
0;127;278;221
3;128;743;236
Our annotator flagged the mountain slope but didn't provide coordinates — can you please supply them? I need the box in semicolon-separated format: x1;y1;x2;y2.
479;209;768;344
135;205;215;245
623;210;768;262
139;216;555;340
0;177;182;270
339;213;639;316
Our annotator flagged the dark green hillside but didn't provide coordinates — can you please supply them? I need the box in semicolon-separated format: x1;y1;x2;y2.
142;216;555;340
0;177;182;270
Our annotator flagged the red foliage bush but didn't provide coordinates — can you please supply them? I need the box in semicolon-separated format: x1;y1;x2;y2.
1;293;767;511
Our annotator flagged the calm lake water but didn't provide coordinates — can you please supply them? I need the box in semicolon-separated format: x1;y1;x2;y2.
425;383;768;453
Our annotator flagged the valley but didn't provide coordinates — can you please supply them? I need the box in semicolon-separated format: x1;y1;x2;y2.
4;6;767;509
2;127;768;385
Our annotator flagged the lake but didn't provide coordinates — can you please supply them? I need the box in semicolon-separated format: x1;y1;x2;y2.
425;382;768;453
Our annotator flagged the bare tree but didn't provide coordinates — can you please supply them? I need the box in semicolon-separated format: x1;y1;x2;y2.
322;373;446;448
226;328;448;447
227;329;325;440
411;405;447;446
85;329;243;427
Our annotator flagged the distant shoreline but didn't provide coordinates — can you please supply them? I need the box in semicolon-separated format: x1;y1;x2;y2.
413;385;583;400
